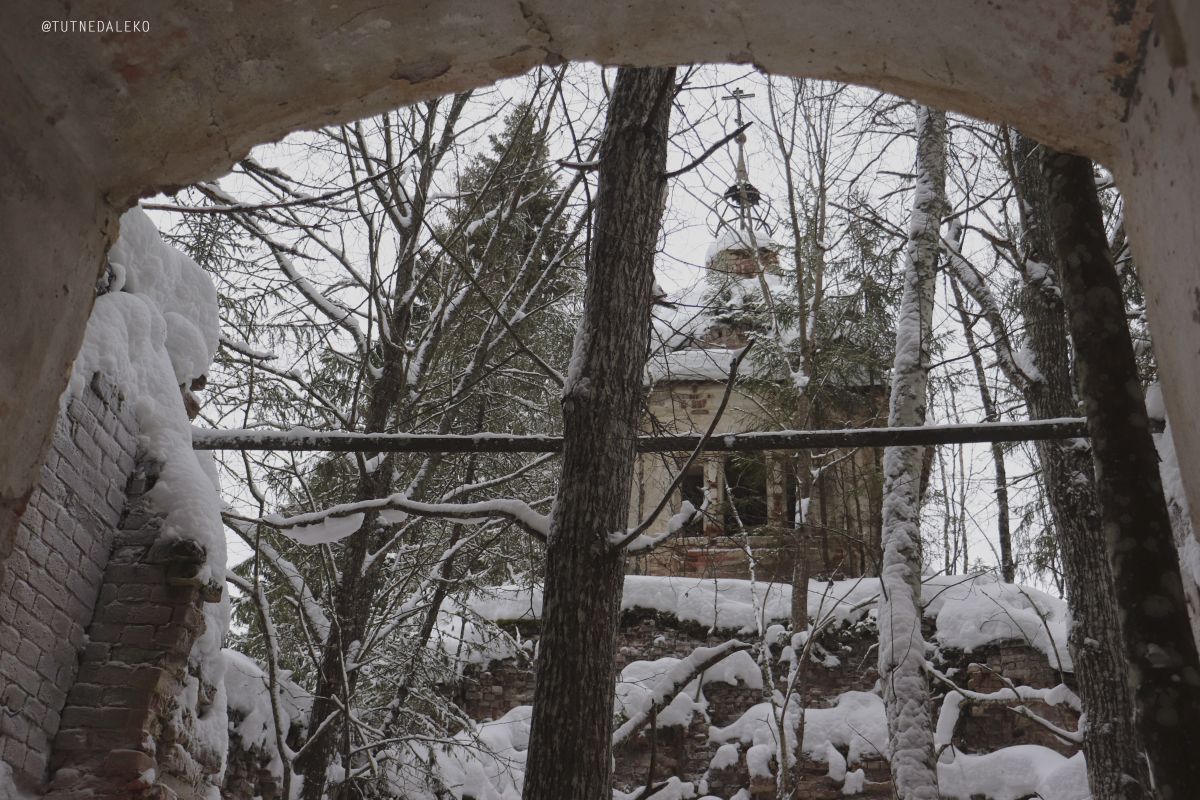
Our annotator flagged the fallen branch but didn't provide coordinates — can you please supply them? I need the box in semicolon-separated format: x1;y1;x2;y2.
612;640;752;746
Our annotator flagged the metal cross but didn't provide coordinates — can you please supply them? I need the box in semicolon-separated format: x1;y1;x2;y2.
721;87;756;126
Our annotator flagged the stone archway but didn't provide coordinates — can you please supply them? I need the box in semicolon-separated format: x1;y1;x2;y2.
2;0;1199;544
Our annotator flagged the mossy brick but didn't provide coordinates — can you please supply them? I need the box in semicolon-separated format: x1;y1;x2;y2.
111;602;173;626
170;605;205;628
155;625;195;652
66;682;104;707
104;563;167;585
60;705;130;730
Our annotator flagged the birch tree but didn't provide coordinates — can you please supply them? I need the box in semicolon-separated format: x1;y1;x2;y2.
876;104;945;800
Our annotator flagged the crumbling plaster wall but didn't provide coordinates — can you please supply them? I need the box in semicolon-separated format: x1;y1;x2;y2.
3;0;1200;549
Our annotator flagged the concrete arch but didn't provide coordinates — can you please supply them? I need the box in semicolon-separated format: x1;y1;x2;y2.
3;0;1200;538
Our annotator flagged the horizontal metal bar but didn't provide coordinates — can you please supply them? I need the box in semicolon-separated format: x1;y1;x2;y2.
191;417;1134;455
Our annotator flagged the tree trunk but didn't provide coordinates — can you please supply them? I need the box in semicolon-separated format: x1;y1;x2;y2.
1040;146;1200;800
948;278;1013;581
521;65;674;800
1009;133;1150;800
877;105;944;800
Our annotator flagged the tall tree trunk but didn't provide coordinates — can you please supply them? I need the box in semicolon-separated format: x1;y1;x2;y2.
1009;133;1149;800
521;65;674;800
1040;146;1200;800
877;105;944;800
947;278;1013;581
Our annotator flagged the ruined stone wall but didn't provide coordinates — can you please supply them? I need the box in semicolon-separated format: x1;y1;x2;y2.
0;370;225;799
940;642;1080;757
44;461;223;800
454;613;1080;799
0;373;138;790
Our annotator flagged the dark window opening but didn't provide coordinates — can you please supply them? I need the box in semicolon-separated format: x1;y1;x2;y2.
680;463;705;512
725;457;768;528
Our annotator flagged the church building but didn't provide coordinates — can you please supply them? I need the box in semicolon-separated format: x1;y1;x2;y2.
628;103;888;585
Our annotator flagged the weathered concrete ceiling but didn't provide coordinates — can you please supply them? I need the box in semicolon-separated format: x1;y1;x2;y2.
6;0;1152;201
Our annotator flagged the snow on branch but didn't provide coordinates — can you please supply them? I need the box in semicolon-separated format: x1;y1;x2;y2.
255;494;550;544
615;500;703;553
940;221;1036;389
611;640;752;746
929;665;1083;749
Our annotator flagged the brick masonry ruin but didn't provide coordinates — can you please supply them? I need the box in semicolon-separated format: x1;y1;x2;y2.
0;373;234;799
45;461;224;800
450;611;1080;799
0;374;138;787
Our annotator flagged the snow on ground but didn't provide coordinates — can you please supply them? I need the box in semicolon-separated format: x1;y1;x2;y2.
223;649;311;779
440;573;1070;670
434;705;533;800
938;747;1089;800
428;572;1082;798
709;690;887;767
66;208;229;766
615;644;761;737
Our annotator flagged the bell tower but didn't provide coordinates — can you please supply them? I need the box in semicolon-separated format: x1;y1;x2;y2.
705;87;780;278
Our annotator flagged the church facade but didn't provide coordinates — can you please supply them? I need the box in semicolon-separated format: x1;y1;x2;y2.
628;216;888;585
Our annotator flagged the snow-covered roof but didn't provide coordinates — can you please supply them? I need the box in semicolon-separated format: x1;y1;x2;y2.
646;347;740;382
648;269;793;386
705;225;780;264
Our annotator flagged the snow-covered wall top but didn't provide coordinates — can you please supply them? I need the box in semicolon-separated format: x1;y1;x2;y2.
68;208;224;585
442;573;1072;672
704;225;780;264
65;207;230;771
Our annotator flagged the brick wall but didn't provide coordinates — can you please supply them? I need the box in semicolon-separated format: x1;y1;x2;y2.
45;461;224;800
940;641;1080;757
0;373;138;790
